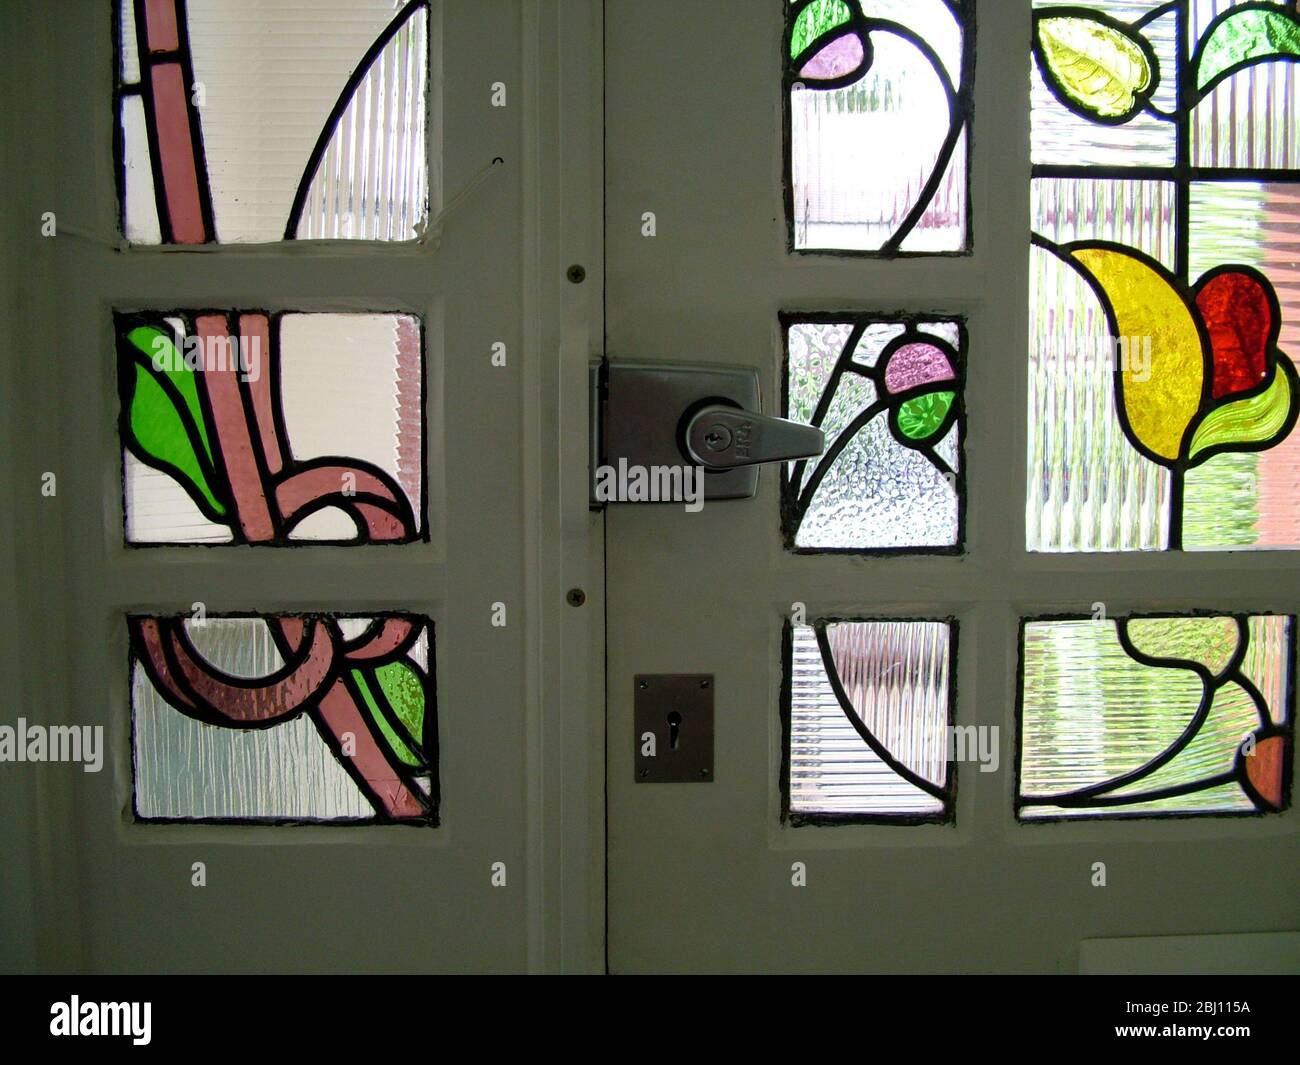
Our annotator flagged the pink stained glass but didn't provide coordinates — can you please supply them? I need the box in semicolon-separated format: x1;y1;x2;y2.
800;34;865;80
883;342;954;393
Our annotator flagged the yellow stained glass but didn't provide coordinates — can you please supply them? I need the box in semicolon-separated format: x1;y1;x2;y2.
1071;246;1203;461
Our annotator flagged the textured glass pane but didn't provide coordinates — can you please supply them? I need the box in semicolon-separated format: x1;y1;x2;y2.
1028;2;1300;552
787;621;952;821
1185;181;1300;548
786;0;971;253
116;0;429;244
1018;615;1293;819
119;311;424;545
1031;1;1177;167
784;316;964;551
131;613;437;823
1191;1;1300;169
1028;179;1176;551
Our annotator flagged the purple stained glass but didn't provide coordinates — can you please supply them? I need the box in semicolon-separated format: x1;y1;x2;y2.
800;34;865;80
883;341;955;393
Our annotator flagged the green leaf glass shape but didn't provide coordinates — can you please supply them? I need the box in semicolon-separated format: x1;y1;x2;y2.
896;389;954;441
1034;13;1154;120
790;0;852;59
1125;616;1239;676
1195;5;1300;93
352;666;424;768
123;328;226;519
375;660;426;748
1188;361;1297;463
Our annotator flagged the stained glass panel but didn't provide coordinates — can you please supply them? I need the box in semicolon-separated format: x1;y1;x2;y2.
1028;0;1300;551
785;619;955;822
783;314;965;551
117;311;424;545
1018;614;1293;819
784;0;974;253
116;0;429;244
131;613;437;823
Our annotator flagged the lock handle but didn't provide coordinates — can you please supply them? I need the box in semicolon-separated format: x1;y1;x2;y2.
683;404;825;470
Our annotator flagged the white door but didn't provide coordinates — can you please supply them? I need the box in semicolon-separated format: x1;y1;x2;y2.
604;0;1300;973
1;0;603;973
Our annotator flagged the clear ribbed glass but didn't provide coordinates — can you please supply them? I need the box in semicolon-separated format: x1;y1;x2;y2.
788;622;950;817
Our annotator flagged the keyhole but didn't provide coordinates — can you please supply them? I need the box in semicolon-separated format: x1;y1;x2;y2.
667;711;682;751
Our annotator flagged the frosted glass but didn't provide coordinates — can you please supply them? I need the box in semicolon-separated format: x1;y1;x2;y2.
1019;615;1292;819
122;312;424;545
787;622;950;819
796;410;959;548
117;0;430;244
132;614;436;823
789;2;969;252
785;319;963;551
119;95;162;245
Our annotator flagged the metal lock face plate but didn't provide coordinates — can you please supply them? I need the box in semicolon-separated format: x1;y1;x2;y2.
634;674;714;783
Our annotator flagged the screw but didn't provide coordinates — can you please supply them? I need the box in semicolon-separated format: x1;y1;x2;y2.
639;768;650;778
566;587;586;607
700;768;711;778
566;264;586;284
700;679;711;689
638;680;649;690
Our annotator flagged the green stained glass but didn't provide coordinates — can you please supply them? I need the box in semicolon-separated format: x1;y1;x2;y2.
1125;616;1238;675
896;389;953;440
374;660;426;747
352;667;422;767
126;326;214;462
1195;6;1300;92
1188;368;1296;461
790;0;852;59
125;361;226;517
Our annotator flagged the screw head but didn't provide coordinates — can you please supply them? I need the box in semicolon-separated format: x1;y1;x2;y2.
639;768;650;779
700;768;711;778
638;679;649;690
700;678;711;689
566;264;586;284
566;587;586;607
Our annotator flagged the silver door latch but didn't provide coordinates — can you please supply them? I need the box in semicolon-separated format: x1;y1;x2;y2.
590;359;825;504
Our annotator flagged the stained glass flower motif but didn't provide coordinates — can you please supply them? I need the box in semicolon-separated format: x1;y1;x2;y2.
131;613;437;823
1018;614;1294;819
785;619;954;822
117;0;429;243
117;311;424;545
1028;0;1300;551
783;315;965;551
784;0;974;253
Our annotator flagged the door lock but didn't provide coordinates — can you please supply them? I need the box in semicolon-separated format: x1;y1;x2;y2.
590;360;825;504
683;404;824;471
